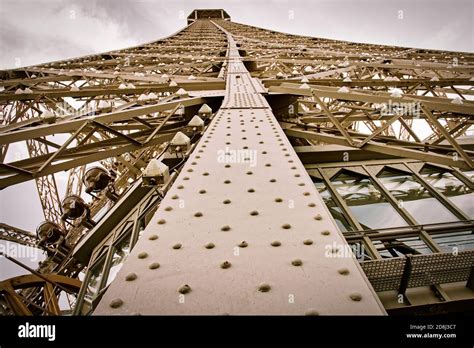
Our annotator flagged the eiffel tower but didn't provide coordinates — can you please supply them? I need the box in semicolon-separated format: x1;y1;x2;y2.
1;9;473;316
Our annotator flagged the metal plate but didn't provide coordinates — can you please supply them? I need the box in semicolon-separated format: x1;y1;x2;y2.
94;23;385;315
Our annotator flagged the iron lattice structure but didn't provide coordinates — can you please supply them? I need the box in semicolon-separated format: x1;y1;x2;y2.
0;9;473;316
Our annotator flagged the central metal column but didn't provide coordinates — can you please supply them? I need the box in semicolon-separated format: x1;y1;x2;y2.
94;21;385;315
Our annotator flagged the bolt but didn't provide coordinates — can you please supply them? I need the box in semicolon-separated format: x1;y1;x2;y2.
338;268;350;275
125;273;137;281
178;284;191;294
350;293;362;302
291;259;303;266
109;299;123;309
137;252;148;259
238;241;248;248
305;309;319;316
149;262;160;270
220;261;232;269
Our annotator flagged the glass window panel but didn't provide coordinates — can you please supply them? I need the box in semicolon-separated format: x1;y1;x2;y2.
105;231;132;288
421;167;474;218
314;180;353;232
372;236;431;257
378;169;459;225
433;230;474;253
83;257;106;305
331;172;408;229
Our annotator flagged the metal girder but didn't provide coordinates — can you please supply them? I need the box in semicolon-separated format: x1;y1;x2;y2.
93;19;385;315
1;8;473;316
284;126;470;169
0;223;42;249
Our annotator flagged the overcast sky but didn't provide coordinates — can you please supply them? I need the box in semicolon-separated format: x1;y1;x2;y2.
0;0;473;278
0;0;473;69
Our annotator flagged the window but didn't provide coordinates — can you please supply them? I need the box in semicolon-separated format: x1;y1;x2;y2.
82;256;106;314
421;166;474;218
331;172;408;229
377;169;458;225
314;179;353;231
105;231;132;288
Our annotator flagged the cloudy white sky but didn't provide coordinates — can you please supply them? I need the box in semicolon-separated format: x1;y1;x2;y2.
0;0;473;69
0;0;473;277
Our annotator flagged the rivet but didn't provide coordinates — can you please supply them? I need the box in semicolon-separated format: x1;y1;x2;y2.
221;225;231;231
225;164;231;168
172;195;179;200
238;241;248;248
270;179;276;183
271;240;281;247
157;219;166;225
173;243;182;249
125;272;137;281
265;163;271;167
205;242;215;249
308;203;316;207
258;283;271;292
137;252;148;259
350;293;362;302
164;206;173;211
199;189;206;194
338;268;350;275
321;230;331;236
298;183;305;186
224;180;231;184
109;299;123;308
220;261;232;269
250;210;259;216
178;284;191;294
275;198;283;203
305;309;319;316
148;234;159;241
149;262;160;270
203;172;209;176
246;171;253;175
183;177;189;181
187;168;193;172
303;239;313;245
223;199;231;204
248;188;255;193
282;223;291;229
291;259;303;266
194;212;203;217
314;214;322;220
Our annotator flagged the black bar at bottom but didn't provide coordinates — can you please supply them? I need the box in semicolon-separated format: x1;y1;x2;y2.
0;315;471;346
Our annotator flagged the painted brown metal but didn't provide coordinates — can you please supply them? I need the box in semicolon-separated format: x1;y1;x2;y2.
93;20;385;315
